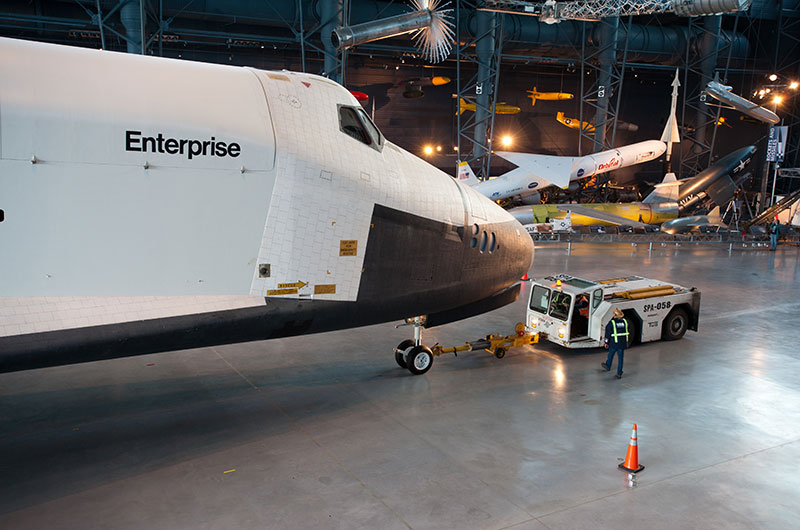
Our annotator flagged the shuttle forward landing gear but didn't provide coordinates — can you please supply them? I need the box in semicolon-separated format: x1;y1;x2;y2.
395;317;434;375
394;318;539;376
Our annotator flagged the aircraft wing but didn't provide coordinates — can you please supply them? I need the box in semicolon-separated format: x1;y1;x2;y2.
661;214;726;234
495;152;575;188
556;205;651;228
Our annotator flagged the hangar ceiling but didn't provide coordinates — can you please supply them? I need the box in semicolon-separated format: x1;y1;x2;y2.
1;0;799;192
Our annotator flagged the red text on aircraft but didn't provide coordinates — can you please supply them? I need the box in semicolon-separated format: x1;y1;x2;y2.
598;158;620;171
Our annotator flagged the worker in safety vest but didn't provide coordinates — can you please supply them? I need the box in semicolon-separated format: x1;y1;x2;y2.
576;294;590;318
601;308;629;379
769;217;780;251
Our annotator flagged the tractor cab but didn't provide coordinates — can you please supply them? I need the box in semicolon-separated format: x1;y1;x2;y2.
526;275;604;346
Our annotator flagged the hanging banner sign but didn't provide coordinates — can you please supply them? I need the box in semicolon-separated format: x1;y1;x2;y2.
766;126;788;162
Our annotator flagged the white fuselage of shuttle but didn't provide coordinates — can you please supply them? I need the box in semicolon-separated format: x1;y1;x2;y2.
0;37;533;371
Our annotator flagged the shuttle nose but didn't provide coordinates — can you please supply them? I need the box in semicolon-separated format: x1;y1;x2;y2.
460;184;534;287
491;203;534;281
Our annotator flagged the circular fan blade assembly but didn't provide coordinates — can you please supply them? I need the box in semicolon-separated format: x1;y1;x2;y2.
331;0;454;64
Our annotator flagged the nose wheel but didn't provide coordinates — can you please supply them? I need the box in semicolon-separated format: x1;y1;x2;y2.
394;339;416;369
394;316;434;375
406;345;434;375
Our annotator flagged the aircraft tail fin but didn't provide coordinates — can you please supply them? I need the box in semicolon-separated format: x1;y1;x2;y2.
457;161;481;186
707;206;722;224
527;88;537;105
660;113;680;144
643;172;680;203
459;97;469;115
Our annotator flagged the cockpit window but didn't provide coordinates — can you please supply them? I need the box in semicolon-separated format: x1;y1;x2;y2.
357;108;383;148
338;105;384;152
339;106;371;145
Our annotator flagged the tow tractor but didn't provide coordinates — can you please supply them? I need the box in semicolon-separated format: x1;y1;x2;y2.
526;274;700;348
394;319;539;375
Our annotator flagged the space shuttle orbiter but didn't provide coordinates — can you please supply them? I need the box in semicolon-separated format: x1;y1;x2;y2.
0;38;532;373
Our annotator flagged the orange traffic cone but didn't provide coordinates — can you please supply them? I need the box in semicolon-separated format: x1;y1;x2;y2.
521;273;529;281
619;424;645;473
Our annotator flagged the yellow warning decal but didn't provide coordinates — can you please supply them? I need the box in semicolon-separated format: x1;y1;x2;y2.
340;240;358;256
267;73;290;82
267;288;298;296
278;281;308;289
314;284;336;294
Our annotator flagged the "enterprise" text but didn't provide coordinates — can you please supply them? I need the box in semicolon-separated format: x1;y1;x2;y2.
125;130;241;160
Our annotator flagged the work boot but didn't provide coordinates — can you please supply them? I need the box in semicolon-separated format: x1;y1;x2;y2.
601;362;610;371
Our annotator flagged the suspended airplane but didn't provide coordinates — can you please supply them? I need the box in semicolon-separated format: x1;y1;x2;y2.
348;76;451;113
556;112;639;133
705;80;781;125
556;111;594;132
509;174;679;228
526;87;574;106
660;207;725;234
0;38;532;373
507;146;756;232
458;98;521;115
400;75;450;98
462;81;691;205
458;139;665;203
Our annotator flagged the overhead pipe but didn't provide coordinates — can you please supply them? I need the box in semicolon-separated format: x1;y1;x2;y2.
84;0;751;64
332;10;432;49
672;0;751;16
119;0;143;54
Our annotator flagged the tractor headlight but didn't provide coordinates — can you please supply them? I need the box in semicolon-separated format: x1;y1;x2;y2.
530;317;538;328
557;327;565;338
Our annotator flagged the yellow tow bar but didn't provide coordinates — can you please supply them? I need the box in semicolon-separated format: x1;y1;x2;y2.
430;322;539;360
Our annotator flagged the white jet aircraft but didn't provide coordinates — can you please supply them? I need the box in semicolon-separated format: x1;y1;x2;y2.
461;140;667;203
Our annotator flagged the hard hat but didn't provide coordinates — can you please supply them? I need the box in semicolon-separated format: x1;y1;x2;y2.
613;308;625;318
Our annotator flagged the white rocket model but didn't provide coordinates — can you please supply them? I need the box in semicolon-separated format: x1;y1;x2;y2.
661;69;682;167
466;139;666;202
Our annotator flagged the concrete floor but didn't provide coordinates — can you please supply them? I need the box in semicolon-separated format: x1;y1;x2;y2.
2;244;800;530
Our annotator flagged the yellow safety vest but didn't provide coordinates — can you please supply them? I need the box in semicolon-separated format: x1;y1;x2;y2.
612;319;629;341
